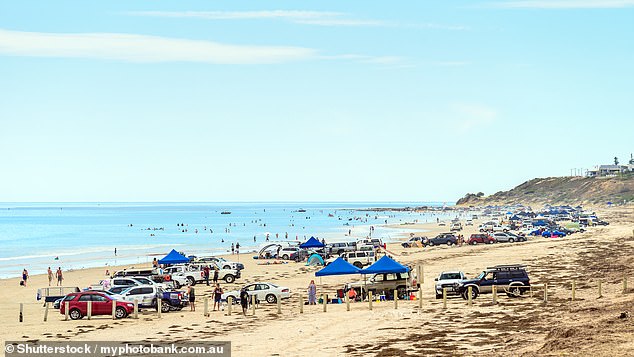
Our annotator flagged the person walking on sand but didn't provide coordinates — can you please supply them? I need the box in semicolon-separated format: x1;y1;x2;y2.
187;284;196;311
47;267;53;286
22;269;28;287
56;267;63;286
213;267;219;284
240;288;249;315
213;284;223;311
308;280;317;305
231;243;235;255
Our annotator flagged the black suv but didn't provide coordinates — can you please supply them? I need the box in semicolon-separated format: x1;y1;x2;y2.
427;233;458;246
456;265;530;300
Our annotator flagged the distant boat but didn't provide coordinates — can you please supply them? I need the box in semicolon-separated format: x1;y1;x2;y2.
221;211;231;215
297;209;307;213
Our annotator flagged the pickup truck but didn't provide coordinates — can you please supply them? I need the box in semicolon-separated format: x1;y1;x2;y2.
345;271;416;300
164;263;240;285
434;271;467;298
190;256;245;271
112;285;188;313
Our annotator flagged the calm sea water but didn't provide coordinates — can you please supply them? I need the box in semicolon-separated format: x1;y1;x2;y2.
0;202;457;278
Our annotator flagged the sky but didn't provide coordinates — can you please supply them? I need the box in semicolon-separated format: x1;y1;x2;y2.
0;0;633;202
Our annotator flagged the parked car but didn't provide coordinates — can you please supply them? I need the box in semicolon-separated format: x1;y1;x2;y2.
111;267;160;278
465;220;474;226
111;285;187;312
279;247;301;260
357;238;384;249
491;232;525;243
455;265;530;300
434;271;467;299
222;282;290;304
401;236;428;248
59;291;134;320
37;286;81;306
53;290;117;310
468;234;495;245
450;223;463;232
325;250;377;268
427;233;458;246
326;242;357;255
541;230;566;238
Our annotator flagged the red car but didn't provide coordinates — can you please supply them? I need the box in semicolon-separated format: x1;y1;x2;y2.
59;291;134;320
468;233;496;245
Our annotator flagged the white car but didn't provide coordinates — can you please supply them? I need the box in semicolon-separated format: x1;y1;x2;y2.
325;250;376;268
192;256;245;271
434;271;467;299
222;282;290;304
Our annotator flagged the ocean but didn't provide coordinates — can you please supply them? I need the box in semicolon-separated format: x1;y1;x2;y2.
0;202;458;278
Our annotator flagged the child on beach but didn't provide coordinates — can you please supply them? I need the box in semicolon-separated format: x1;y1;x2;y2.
21;269;28;287
213;284;223;311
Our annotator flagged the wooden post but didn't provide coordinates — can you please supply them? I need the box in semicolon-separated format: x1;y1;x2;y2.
157;299;162;318
624;276;628;294
226;297;232;316
87;300;92;320
322;294;327;312
133;299;138;319
467;286;473;306
112;299;116;320
277;295;281;314
19;303;23;322
394;289;398;309
544;283;548;303
421;265;424;284
417;265;423;287
204;297;209;317
368;291;373;310
442;288;447;309
571;281;576;301
64;301;69;321
44;302;49;322
251;294;256;315
299;294;303;314
598;281;603;298
346;294;350;311
492;285;497;304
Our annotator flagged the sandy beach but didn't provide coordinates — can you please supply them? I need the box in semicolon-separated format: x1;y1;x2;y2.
1;206;633;356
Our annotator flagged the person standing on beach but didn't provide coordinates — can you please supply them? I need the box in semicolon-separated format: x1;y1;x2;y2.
203;265;211;286
213;267;219;284
307;280;317;305
187;284;196;311
231;243;235;255
47;267;53;286
239;288;249;315
22;269;28;287
56;267;63;286
236;243;240;255
213;284;223;311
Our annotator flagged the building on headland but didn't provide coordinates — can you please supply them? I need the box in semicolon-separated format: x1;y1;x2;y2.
586;154;634;177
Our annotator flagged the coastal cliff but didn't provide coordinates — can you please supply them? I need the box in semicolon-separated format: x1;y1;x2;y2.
457;175;634;206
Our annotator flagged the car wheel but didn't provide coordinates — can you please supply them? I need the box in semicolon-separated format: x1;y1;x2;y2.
223;265;231;270
429;242;434;246
224;275;235;284
507;285;522;297
435;294;442;299
69;308;82;320
509;238;515;243
266;294;277;304
353;262;363;268
461;288;479;300
186;276;195;286
503;229;508;232
282;254;289;260
446;241;452;246
115;306;128;319
161;301;171;313
471;241;477;245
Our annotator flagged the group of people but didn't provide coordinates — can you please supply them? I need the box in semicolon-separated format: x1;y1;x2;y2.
21;267;64;287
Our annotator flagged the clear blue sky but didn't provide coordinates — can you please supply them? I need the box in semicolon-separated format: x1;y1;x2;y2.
1;0;633;202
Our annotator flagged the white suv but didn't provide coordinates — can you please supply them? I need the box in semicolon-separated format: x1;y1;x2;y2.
326;250;376;268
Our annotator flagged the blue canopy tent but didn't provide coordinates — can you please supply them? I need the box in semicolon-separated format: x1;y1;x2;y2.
360;255;410;275
158;249;190;265
299;236;325;249
315;257;361;276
